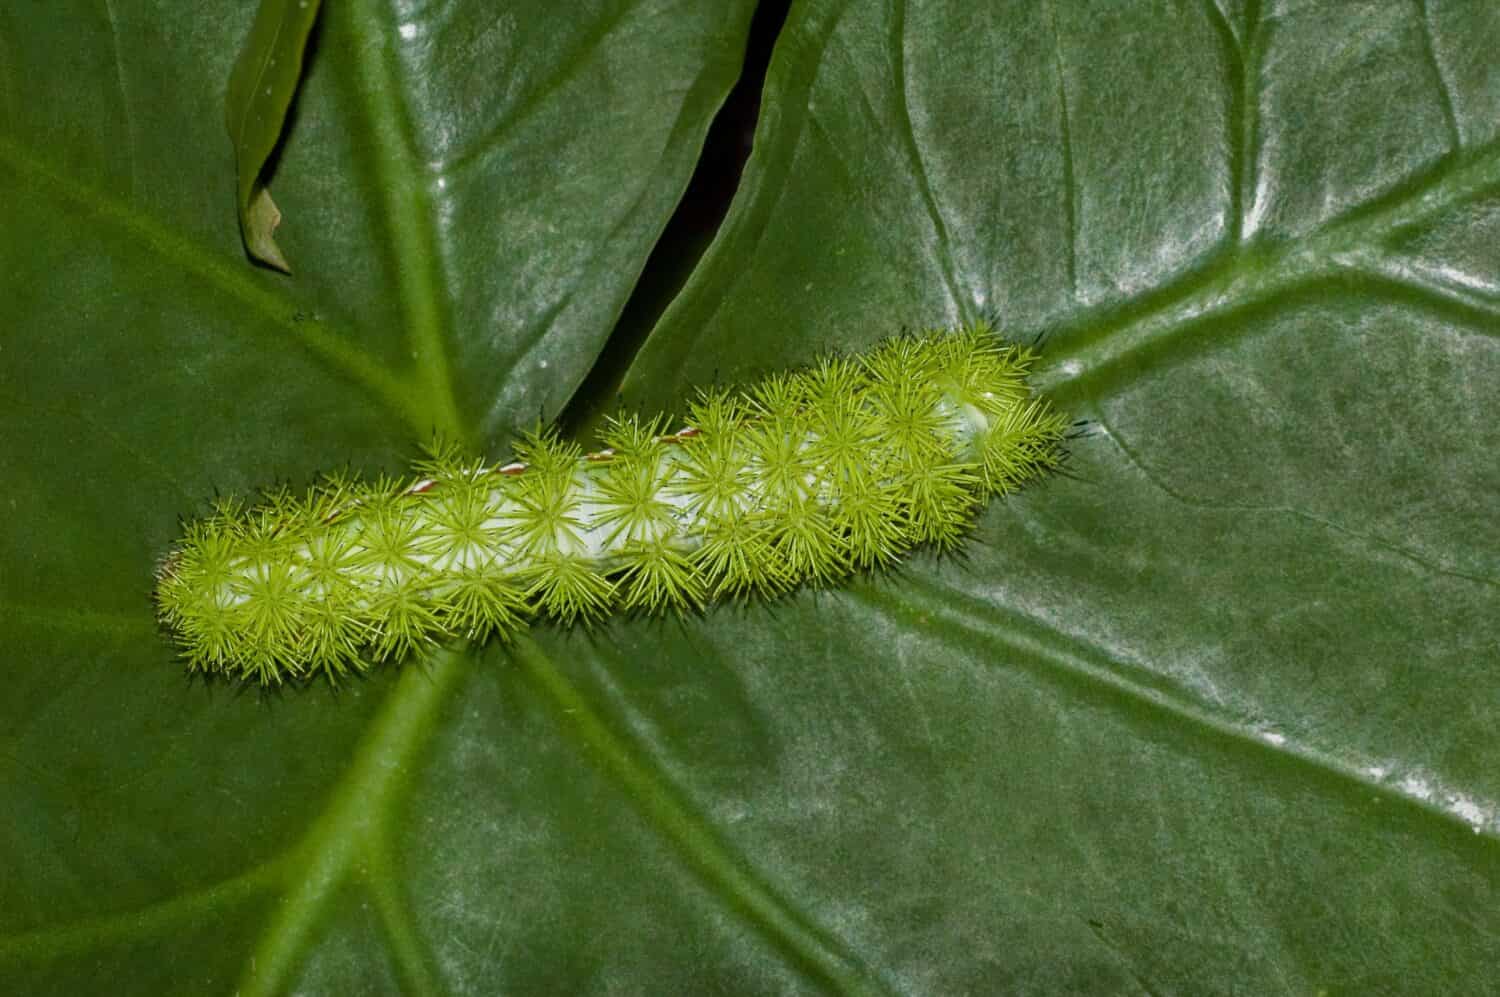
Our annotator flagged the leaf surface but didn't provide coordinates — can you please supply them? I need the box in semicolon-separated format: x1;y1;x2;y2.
2;1;1498;994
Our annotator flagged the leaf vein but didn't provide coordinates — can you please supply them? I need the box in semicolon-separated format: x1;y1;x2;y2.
0;138;427;436
512;636;895;997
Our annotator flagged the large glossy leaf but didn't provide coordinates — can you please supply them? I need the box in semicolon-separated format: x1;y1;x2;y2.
3;1;1498;994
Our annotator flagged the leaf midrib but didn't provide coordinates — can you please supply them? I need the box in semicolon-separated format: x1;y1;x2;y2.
335;0;467;449
237;648;465;997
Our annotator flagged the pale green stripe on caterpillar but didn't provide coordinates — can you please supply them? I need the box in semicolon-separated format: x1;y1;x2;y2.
154;323;1069;684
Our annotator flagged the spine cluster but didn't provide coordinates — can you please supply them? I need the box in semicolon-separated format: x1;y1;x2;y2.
155;325;1068;683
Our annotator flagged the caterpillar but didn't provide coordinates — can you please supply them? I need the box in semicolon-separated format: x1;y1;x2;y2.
154;323;1069;684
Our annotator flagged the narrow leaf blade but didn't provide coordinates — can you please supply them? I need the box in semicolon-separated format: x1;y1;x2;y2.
225;0;323;272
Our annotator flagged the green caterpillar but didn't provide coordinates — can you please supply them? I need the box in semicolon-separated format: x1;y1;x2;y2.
155;324;1068;683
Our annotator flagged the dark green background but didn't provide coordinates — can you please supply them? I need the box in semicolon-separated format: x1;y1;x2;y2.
3;1;1498;993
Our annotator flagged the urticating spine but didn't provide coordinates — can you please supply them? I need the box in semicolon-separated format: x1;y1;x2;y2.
155;324;1068;683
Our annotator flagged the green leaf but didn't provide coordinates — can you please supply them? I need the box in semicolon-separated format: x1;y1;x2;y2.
3;1;1499;995
225;0;324;272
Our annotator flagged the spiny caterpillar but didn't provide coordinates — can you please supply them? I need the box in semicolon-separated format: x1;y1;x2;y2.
155;324;1068;683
